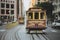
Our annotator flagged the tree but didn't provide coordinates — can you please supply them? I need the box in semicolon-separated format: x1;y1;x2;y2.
35;2;54;21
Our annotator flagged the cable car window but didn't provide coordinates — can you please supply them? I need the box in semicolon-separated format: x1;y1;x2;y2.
40;12;44;19
35;12;39;19
28;12;33;19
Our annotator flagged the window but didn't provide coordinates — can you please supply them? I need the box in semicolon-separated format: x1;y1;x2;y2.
1;3;5;8
8;16;10;19
50;0;54;1
1;0;5;2
12;16;14;21
11;1;12;3
11;10;14;14
38;2;40;5
1;16;4;19
1;0;2;1
11;4;14;8
28;12;33;19
3;0;5;2
59;4;60;7
40;12;44;19
54;5;57;10
34;12;39;19
56;0;58;3
44;0;46;1
38;0;40;1
6;4;9;8
6;0;7;2
6;10;9;14
4;16;7;19
59;0;60;2
8;16;10;21
1;9;5;14
59;13;60;17
13;1;14;3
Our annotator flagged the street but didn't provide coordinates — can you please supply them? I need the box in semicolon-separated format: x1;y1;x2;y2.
0;0;60;40
0;23;60;40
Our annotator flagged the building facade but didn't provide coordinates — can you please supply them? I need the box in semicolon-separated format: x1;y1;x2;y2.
0;0;17;22
30;0;48;7
19;0;23;17
52;0;60;20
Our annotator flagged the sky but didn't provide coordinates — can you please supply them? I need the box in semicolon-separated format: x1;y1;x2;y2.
23;0;31;11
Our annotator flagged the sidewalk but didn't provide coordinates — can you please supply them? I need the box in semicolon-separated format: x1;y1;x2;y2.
6;22;18;29
0;22;18;29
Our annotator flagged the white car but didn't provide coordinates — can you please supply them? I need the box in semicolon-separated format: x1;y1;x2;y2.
52;20;60;28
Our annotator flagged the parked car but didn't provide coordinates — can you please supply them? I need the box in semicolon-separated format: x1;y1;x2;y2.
52;20;60;28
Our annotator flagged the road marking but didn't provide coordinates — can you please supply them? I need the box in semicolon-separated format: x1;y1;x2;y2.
51;30;57;32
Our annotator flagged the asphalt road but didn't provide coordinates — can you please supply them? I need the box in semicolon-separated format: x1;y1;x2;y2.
0;24;60;40
0;24;49;40
1;25;21;40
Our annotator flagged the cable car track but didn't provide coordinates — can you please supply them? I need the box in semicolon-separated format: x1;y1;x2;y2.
29;33;50;40
1;25;49;40
11;26;21;40
1;25;21;40
1;31;7;40
37;34;50;40
36;34;42;40
31;34;35;40
40;34;50;40
15;30;21;40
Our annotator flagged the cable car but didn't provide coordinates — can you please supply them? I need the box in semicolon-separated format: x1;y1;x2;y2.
26;7;47;33
18;17;24;24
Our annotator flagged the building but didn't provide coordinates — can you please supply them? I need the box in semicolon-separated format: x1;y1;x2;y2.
19;0;23;17
0;0;17;23
52;0;60;20
30;0;48;7
30;0;54;24
17;0;19;19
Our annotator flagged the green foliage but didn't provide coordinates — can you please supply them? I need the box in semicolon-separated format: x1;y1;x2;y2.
36;2;54;11
35;2;54;20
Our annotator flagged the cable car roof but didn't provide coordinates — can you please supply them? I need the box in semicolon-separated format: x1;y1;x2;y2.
26;6;46;12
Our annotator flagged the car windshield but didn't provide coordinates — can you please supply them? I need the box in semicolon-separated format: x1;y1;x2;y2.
55;20;60;23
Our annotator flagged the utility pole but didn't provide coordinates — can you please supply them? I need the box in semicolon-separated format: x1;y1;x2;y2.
19;0;23;17
21;0;23;17
17;0;19;19
18;0;24;24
